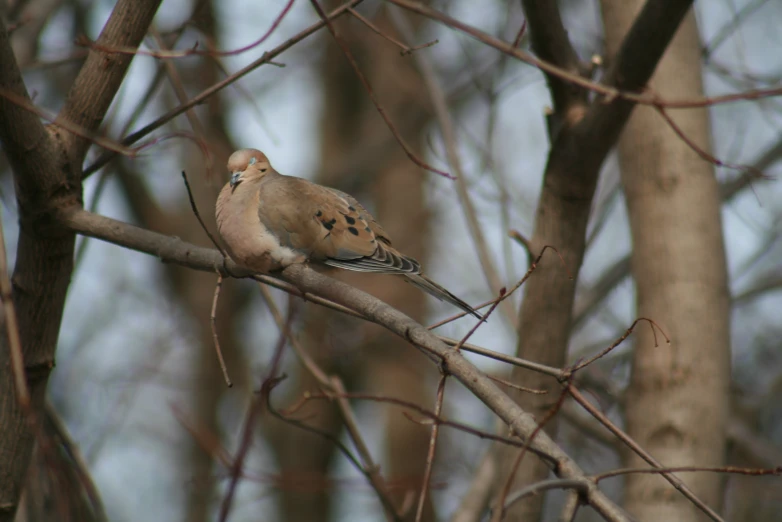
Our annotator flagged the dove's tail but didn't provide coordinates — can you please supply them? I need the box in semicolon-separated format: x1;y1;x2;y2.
405;274;483;320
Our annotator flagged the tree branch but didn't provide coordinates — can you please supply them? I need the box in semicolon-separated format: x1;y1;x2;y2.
82;0;366;179
56;0;163;164
519;0;583;114
581;0;694;150
0;18;55;197
0;17;67;521
0;2;161;519
59;206;632;522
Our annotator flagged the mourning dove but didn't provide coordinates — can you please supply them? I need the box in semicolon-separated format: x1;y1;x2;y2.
215;148;481;319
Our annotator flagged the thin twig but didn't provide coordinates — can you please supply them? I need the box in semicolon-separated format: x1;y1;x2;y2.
487;374;546;395
428;245;570;331
387;0;782;110
390;7;513;321
218;300;293;522
416;286;506;520
595;465;782;482
500;478;590;514
348;7;437;55
257;283;400;521
82;0;368;178
654;103;771;179
180;170;226;256
210;273;232;386
567;384;724;522
414;375;447;522
568;318;669;373
0;209;30;409
492;381;571;522
452;288;505;352
78;0;295;59
0;87;136;156
302;391;555;462
309;0;453;179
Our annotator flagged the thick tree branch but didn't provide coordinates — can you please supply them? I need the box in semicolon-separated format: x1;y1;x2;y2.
581;0;694;151
59;206;632;522
56;0;163;164
0;2;161;519
0;17;67;521
504;1;694;519
0;20;56;197
519;0;583;114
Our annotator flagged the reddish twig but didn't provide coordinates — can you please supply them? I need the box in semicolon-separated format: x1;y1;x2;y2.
303;391;555;462
387;0;782;110
218;300;293;522
655;103;772;180
568;317;670;374
452;288;505;352
76;0;295;59
0;87;135;156
415;286;506;520
257;284;400;521
82;0;368;178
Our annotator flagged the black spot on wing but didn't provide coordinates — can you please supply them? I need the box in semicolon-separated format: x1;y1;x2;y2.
316;210;323;217
348;227;359;236
345;215;356;225
322;217;336;231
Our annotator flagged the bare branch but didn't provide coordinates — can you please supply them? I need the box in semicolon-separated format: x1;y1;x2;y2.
82;0;367;179
501;478;590;514
0;1;161;518
59;205;631;521
57;0;162;163
519;0;584;114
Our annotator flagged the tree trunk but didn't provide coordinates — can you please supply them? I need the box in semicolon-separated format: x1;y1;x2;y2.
601;4;731;520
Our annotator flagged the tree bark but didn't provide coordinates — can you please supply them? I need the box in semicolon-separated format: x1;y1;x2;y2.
496;1;695;519
0;2;161;519
601;4;731;521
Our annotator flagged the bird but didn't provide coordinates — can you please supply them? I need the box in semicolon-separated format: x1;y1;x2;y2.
215;148;482;319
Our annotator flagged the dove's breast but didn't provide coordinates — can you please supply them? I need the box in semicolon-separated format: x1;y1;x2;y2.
216;183;304;273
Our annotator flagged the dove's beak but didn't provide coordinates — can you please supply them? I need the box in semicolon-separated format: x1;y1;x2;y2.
229;171;242;187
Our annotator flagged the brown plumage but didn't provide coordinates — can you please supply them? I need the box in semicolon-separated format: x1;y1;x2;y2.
216;148;481;319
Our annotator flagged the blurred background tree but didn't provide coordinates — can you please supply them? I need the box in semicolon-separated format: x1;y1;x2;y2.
1;1;781;521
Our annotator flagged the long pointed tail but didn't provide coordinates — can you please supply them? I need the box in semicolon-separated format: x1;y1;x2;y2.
405;274;483;319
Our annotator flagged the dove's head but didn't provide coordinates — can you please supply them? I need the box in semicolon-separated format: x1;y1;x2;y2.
227;148;272;188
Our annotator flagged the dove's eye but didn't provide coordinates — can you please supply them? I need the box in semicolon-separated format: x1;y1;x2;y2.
249;157;257;166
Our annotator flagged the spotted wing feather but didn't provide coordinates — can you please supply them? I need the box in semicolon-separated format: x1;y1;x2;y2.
257;174;420;274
